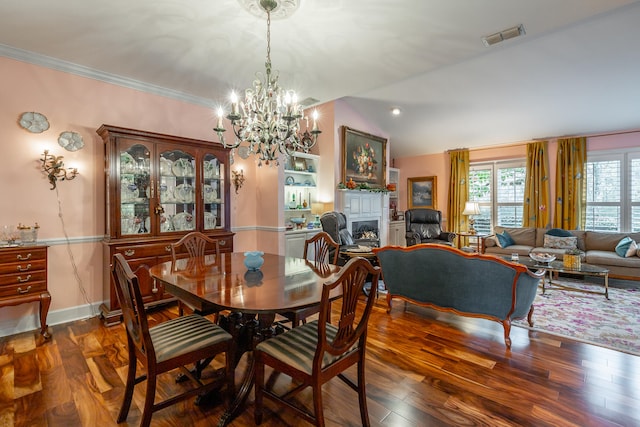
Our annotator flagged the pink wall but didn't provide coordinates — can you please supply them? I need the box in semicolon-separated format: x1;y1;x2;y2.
0;56;261;334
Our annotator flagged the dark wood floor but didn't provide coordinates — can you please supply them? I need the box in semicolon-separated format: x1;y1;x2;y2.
2;294;639;427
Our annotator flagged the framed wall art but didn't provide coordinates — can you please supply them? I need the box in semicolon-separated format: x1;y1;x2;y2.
341;126;387;188
408;176;437;209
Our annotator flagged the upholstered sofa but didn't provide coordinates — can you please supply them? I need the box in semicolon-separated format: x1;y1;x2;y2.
373;244;544;348
483;226;640;280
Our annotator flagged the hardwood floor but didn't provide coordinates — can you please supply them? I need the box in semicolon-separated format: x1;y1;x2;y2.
1;295;639;427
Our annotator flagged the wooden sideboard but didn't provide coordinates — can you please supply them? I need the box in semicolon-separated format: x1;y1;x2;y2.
0;245;51;338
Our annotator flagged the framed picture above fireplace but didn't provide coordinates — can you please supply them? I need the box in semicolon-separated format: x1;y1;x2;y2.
408;176;437;209
341;126;387;188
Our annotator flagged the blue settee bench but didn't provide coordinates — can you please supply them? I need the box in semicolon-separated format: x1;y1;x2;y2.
373;244;545;348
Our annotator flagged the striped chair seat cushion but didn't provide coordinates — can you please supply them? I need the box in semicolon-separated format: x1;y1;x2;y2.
149;314;231;362
256;320;355;375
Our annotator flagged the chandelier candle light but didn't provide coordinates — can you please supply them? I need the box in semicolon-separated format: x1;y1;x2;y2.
214;0;320;166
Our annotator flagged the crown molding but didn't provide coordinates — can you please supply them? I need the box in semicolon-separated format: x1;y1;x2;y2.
0;44;214;108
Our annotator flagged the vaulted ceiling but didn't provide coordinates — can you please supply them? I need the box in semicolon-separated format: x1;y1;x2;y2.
2;0;639;158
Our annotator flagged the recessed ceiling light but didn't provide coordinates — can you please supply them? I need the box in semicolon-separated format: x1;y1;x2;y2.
391;107;401;116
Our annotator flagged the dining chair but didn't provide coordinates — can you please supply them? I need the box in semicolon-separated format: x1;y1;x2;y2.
282;231;340;326
254;256;381;427
170;231;221;318
111;253;234;427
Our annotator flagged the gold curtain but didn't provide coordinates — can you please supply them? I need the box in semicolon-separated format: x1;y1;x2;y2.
523;141;550;228
554;137;587;230
447;149;469;235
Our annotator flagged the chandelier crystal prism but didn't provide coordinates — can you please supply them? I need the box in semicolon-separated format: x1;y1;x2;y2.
214;0;320;166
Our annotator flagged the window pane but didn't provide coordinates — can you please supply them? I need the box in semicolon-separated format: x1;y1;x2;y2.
632;158;640;202
496;167;525;203
497;205;523;228
586;160;620;203
469;168;492;202
474;205;492;234
585;206;620;232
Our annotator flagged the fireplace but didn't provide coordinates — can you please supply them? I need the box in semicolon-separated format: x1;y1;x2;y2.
336;190;389;246
352;220;379;240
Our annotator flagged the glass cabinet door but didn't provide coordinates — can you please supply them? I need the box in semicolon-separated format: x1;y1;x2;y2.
158;148;196;233
202;153;224;230
120;144;151;236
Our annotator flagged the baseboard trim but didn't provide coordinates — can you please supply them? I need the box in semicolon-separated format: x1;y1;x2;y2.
0;301;103;338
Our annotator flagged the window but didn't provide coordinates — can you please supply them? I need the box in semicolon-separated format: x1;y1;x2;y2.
469;161;525;233
586;150;640;232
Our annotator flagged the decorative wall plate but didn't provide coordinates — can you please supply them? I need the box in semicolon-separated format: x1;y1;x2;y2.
58;131;85;151
238;146;250;159
19;112;50;133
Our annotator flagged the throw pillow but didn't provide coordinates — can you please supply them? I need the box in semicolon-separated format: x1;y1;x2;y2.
543;234;578;250
545;228;573;237
496;231;515;248
626;240;638;257
615;236;634;257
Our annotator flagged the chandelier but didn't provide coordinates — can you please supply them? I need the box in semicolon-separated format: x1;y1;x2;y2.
213;0;320;166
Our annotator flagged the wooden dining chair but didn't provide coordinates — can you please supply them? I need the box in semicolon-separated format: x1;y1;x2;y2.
254;256;381;427
111;253;234;427
282;231;340;326
170;231;221;317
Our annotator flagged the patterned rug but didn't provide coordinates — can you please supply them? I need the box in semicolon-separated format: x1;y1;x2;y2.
513;279;640;356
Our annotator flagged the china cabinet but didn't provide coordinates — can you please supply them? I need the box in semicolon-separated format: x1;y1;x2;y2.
98;125;234;325
0;245;50;338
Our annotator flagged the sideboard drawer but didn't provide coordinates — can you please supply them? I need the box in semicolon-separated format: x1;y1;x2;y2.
0;270;48;287
0;280;47;299
0;259;47;275
0;247;47;264
114;243;174;259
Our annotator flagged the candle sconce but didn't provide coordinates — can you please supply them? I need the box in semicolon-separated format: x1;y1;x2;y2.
232;169;245;194
40;150;79;190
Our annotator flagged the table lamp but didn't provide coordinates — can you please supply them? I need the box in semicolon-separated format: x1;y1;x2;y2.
462;201;481;234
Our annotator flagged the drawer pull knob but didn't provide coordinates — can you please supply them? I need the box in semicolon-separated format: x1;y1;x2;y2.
18;275;32;283
17;264;32;272
17;253;32;260
165;245;171;252
124;249;135;256
219;240;226;246
17;286;32;294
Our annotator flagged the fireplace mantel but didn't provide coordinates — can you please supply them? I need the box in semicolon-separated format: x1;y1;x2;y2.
335;190;389;246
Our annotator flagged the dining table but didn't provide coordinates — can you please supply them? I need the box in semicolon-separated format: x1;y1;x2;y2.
149;252;342;426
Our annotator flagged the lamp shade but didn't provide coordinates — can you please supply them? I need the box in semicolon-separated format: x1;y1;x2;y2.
461;201;480;216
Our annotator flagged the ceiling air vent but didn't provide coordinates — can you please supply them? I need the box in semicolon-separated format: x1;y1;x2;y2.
482;24;525;47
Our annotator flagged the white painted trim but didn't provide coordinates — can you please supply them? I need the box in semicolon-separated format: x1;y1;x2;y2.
35;235;103;246
0;301;103;338
0;44;213;108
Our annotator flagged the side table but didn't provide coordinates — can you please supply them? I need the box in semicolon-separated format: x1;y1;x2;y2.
0;245;51;338
457;232;493;253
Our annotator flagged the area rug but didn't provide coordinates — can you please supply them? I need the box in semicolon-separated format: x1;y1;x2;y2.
513;280;640;356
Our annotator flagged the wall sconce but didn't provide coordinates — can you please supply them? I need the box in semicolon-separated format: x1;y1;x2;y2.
40;150;79;190
232;169;245;194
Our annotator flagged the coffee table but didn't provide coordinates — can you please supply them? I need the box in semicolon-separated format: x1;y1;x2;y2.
508;256;610;299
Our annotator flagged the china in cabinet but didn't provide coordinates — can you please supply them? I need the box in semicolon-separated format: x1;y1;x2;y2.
98;125;234;325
